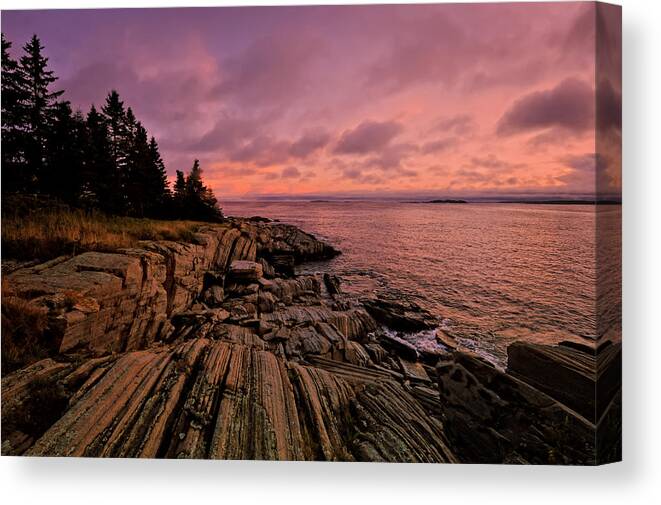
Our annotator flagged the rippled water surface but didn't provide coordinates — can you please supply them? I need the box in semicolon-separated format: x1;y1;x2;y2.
223;201;621;366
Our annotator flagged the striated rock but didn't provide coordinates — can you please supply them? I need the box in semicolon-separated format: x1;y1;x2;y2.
13;339;455;462
507;341;621;423
435;347;620;464
2;216;617;464
258;257;276;278
268;254;296;277
435;328;457;349
5;225;258;355
398;358;431;383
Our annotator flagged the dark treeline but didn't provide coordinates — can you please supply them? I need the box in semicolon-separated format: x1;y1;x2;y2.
1;34;222;222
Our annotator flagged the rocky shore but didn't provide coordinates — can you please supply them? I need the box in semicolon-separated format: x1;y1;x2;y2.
1;218;621;463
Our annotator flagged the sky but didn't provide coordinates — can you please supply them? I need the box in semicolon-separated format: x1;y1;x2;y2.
1;3;621;200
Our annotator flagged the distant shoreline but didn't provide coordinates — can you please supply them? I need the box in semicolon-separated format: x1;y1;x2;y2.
224;199;622;205
495;200;622;205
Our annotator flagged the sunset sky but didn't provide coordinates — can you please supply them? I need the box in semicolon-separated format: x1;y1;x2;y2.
1;3;621;200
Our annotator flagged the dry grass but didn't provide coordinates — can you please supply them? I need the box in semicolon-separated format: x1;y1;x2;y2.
2;204;207;262
1;280;52;375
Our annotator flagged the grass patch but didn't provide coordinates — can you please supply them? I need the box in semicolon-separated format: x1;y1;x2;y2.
2;196;211;262
1;280;53;375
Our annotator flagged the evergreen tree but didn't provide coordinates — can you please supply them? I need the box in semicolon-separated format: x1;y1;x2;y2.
43;102;86;203
83;105;116;211
183;160;222;221
18;34;64;192
173;169;187;215
124;120;151;216
145;137;171;217
1;34;29;193
101;90;130;213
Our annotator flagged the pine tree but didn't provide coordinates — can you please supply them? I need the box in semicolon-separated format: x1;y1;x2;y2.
173;169;187;216
124;121;151;216
18;34;64;192
145;137;171;217
101;90;130;213
43;102;86;203
83;105;116;211
1;33;29;194
2;34;223;221
184;159;222;221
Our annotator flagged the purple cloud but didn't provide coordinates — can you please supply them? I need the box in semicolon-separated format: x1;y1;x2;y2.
212;33;325;108
496;78;594;135
334;120;403;155
431;114;475;135
596;78;621;132
289;128;331;158
281;166;302;179
469;154;523;171
421;137;456;154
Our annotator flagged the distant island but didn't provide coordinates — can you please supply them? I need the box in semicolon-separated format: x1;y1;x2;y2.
406;199;468;204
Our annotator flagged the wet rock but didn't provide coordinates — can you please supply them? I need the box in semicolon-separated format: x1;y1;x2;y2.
379;333;419;361
323;273;342;296
363;296;436;332
435;328;457;349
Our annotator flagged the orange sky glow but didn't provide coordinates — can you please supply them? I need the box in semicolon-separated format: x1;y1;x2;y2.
3;2;621;200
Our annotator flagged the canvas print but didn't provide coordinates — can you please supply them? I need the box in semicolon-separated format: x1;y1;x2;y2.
0;2;621;464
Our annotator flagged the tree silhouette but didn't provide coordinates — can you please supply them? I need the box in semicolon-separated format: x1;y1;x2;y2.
1;34;29;193
43;102;86;204
18;35;64;193
82;105;116;210
145;137;171;216
1;33;222;223
183;160;222;221
101;90;130;213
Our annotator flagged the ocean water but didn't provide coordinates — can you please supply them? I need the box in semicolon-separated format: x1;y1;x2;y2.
223;201;622;367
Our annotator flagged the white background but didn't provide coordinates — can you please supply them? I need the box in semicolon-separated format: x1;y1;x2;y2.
1;0;658;503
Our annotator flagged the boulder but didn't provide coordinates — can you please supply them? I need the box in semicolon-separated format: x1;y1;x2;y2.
228;260;263;282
